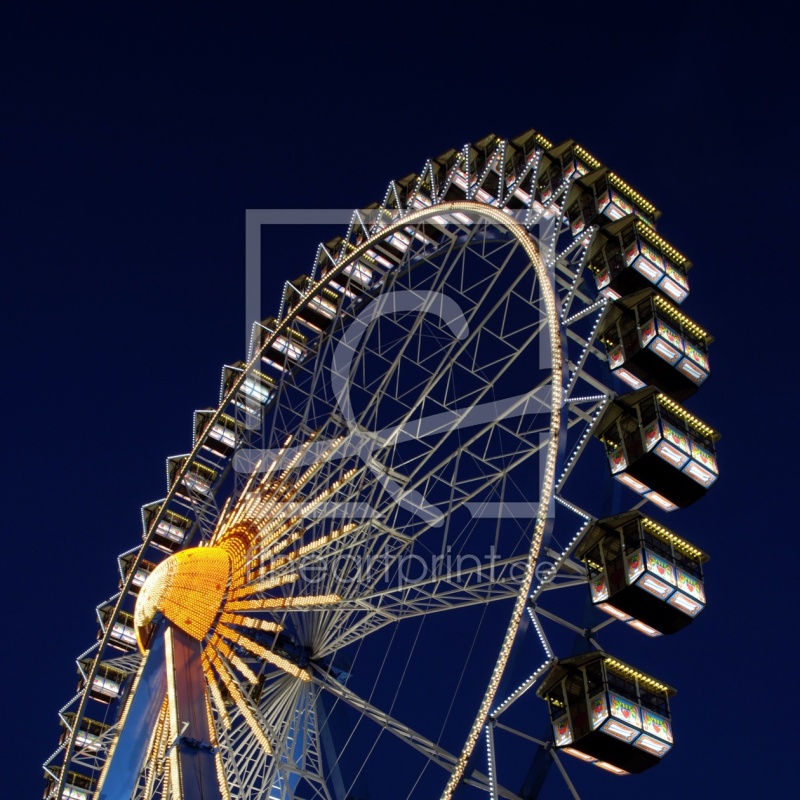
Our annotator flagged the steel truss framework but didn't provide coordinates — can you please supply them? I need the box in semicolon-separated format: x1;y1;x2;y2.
45;130;705;800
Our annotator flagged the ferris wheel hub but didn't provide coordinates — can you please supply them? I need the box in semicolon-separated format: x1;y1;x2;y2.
134;546;231;650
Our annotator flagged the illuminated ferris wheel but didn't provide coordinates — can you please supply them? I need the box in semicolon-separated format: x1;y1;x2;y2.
44;128;719;800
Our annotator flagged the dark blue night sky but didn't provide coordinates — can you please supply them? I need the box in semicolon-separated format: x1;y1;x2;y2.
3;3;796;796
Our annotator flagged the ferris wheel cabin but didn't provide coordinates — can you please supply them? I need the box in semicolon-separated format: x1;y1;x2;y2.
44;768;96;800
282;275;343;333
538;652;676;774
588;218;691;305
595;387;720;510
142;503;191;553
254;316;309;373
77;659;126;705
118;552;156;595
599;289;712;401
576;512;709;636
194;410;241;456
58;713;109;756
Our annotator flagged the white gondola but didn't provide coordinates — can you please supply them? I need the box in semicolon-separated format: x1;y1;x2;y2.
90;673;121;702
156;518;186;543
109;619;136;648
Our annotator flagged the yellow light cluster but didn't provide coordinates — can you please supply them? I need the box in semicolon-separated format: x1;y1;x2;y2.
320;286;339;301
635;220;688;265
283;327;306;343
641;516;706;560
608;173;658;215
604;658;671;694
574;144;601;170
653;296;710;339
535;133;554;149
134;547;231;649
657;394;718;438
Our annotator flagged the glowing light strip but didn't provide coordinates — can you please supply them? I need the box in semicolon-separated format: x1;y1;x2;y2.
412;202;560;799
164;628;183;795
147;697;168;762
161;509;191;527
91;646;155;795
230;573;298;598
656;394;718;437
184;461;217;479
268;523;357;570
604;658;672;694
215;746;231;800
248;525;306;565
212;639;259;684
635;220;687;264
291;435;345;490
201;654;232;730
204;650;271;752
573;144;601;170
608;173;657;215
216;623;311;682
203;693;231;800
262;322;307;343
217;612;283;634
224;593;340;612
641;516;707;560
652;295;709;339
143;698;169;799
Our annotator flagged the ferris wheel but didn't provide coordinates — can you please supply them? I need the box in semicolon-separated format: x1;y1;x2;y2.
44;129;719;800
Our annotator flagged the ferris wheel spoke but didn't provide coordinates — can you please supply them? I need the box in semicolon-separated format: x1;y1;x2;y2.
309;554;527;658
310;666;520;800
342;232;530;436
68;722;120;770
282;464;548;654
215;677;336;800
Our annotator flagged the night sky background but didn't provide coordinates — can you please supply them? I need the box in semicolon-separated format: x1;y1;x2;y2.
3;3;797;796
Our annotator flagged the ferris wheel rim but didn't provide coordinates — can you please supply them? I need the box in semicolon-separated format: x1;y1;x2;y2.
48;128;692;800
244;201;564;799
